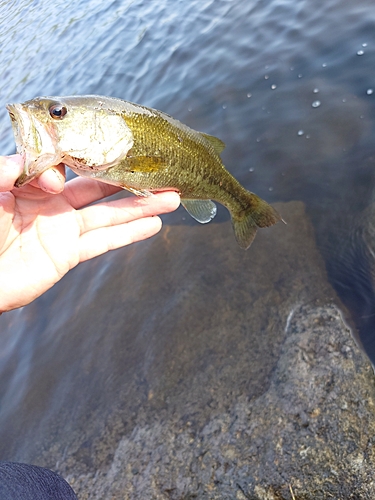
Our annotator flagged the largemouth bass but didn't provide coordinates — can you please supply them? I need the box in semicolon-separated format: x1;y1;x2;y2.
6;95;281;249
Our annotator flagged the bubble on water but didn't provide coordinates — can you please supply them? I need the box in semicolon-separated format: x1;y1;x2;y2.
297;130;304;136
322;63;327;67
290;66;294;71
298;74;303;78
312;100;321;108
313;88;319;93
367;88;373;95
264;74;269;80
357;50;364;56
256;138;261;143
268;187;273;192
362;43;368;47
249;167;255;172
271;84;277;90
222;104;227;109
305;134;310;139
247;93;252;98
342;98;347;102
188;106;192;112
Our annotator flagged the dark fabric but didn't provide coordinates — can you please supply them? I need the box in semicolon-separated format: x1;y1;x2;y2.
0;462;78;499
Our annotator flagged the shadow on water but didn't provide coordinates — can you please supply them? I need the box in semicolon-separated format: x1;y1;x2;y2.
313;176;375;365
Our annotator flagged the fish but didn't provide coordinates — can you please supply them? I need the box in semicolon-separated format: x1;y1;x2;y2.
6;95;282;249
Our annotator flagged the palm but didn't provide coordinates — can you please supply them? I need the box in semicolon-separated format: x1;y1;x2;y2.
1;186;82;299
0;178;179;312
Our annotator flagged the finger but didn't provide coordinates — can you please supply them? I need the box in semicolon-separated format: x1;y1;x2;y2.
78;216;162;262
0;155;24;191
0;192;15;252
77;191;181;234
36;164;66;193
64;176;123;209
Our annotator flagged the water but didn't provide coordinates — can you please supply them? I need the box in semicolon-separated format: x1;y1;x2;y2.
1;0;375;477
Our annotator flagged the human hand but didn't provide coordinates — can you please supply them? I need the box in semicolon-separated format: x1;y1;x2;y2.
0;155;180;313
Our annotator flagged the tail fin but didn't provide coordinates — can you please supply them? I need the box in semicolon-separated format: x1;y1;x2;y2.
231;193;281;249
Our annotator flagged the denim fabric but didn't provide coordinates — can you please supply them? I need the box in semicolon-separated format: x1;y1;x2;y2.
0;462;78;499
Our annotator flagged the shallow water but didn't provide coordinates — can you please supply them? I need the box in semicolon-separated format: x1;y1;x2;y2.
1;0;375;467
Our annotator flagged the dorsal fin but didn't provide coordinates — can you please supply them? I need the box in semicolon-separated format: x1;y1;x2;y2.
200;133;226;155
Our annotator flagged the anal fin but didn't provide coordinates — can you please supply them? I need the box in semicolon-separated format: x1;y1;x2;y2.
181;199;217;224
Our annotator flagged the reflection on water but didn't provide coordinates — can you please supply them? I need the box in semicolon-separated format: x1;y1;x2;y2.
1;0;375;470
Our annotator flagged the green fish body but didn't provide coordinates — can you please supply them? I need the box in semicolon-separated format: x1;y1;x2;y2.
7;95;281;249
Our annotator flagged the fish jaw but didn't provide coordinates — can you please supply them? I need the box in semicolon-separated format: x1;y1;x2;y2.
6;103;63;187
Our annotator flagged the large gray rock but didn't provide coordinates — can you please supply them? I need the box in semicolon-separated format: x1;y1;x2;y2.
58;201;374;499
68;303;375;500
1;201;374;499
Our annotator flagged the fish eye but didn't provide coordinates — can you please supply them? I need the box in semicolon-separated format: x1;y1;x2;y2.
49;104;67;120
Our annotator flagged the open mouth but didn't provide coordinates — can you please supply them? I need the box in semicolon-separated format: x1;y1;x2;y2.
6;103;64;187
6;104;26;156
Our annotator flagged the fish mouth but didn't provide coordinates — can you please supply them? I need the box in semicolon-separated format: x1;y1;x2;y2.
6;103;63;187
6;104;26;156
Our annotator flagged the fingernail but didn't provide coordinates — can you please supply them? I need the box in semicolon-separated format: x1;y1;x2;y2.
37;168;65;194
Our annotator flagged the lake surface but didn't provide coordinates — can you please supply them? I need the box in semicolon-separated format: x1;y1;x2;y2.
1;0;375;477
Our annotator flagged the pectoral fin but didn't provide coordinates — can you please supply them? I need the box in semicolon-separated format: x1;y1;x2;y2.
181;199;217;223
125;155;168;172
121;185;153;197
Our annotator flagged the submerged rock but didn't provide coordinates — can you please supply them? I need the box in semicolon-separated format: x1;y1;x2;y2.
1;201;375;499
67;302;375;500
64;202;375;499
